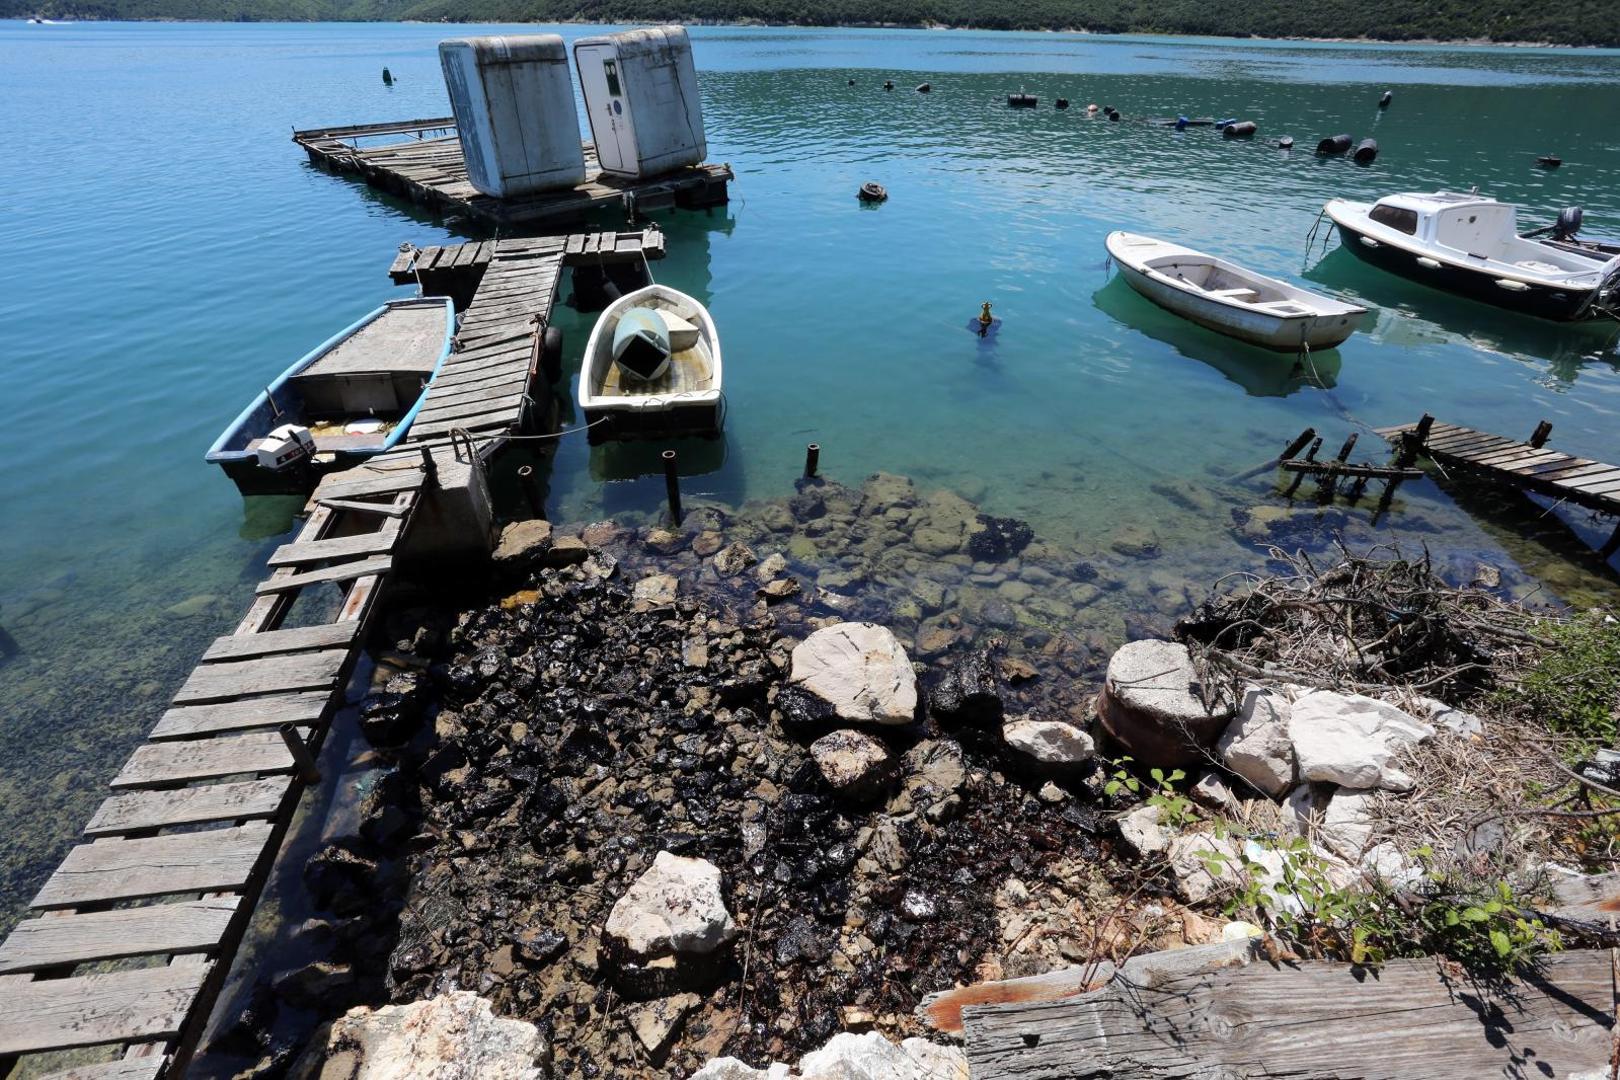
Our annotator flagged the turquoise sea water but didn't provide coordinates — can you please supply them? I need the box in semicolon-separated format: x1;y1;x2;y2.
3;21;1620;931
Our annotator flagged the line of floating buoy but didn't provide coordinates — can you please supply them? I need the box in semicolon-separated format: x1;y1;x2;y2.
1008;92;1037;108
1055;98;1069;110
382;66;394;85
1278;136;1295;150
884;80;894;91
1352;138;1379;164
1379;90;1393;108
858;181;887;203
1538;154;1562;168
916;82;931;93
1316;133;1352;155
1222;120;1257;138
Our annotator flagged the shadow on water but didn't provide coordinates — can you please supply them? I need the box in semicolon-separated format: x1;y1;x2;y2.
1304;247;1620;380
1091;275;1344;397
238;494;308;540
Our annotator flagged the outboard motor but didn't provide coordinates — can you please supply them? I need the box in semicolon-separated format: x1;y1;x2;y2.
1554;206;1584;241
1352;138;1379;163
1317;133;1352;155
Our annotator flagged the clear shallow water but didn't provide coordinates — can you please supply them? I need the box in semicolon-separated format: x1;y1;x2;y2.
2;22;1620;928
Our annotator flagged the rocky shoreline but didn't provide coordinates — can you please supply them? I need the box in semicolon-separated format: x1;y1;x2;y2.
207;472;1614;1079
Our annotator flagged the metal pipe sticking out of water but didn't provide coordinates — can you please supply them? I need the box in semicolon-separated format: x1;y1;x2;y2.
662;450;682;524
517;464;544;519
279;723;321;784
805;444;820;478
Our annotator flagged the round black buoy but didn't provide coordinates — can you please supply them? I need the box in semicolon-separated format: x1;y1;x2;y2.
1316;133;1352;155
1008;92;1037;108
1107;108;1120;121
1055;97;1069;110
1538;154;1563;168
847;77;855;86
1352;138;1379;164
884;80;894;91
1223;120;1257;138
1379;90;1392;108
858;181;888;203
382;66;394;85
1278;136;1295;150
916;82;931;93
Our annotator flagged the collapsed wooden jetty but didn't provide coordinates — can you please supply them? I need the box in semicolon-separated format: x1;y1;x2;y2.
1376;415;1620;558
293;118;732;229
0;229;662;1078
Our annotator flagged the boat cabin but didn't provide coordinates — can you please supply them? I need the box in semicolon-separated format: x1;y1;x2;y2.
1363;192;1594;274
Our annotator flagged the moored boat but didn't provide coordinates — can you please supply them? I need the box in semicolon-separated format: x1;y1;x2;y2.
1106;231;1367;351
206;296;455;495
1324;191;1620;321
578;284;723;445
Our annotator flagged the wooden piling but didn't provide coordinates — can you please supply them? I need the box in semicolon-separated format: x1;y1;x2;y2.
662;450;682;524
804;444;821;479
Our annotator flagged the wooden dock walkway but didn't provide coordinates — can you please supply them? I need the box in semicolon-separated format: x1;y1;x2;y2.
0;227;663;1078
293;118;732;229
1376;415;1620;557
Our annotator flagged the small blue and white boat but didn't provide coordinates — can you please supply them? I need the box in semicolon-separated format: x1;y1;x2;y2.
207;296;455;495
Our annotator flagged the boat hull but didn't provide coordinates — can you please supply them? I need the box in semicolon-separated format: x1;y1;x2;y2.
584;401;724;445
1114;261;1361;351
1334;220;1597;322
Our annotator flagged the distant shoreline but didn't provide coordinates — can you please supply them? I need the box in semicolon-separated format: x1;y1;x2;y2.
9;15;1599;49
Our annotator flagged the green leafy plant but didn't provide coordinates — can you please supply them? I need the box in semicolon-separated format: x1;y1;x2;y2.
1104;756;1197;829
1503;611;1620;747
1206;837;1561;975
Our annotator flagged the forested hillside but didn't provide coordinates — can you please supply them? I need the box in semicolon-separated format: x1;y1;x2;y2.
7;0;1619;46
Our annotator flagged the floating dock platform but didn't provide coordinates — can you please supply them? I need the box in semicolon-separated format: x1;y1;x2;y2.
293;118;732;229
0;229;662;1079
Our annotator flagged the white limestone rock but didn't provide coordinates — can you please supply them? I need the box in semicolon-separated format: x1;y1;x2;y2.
604;851;737;961
1288;691;1433;791
1191;771;1243;814
790;622;918;725
1097;639;1234;767
1118;804;1170;856
298;991;550;1079
690;1060;791;1080
1317;787;1376;862
1165;832;1240;904
1001;717;1096;766
1217;687;1296;798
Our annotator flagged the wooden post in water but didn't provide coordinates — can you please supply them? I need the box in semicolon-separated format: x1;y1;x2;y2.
517;464;544;519
279;724;321;784
662;450;682;525
1231;427;1314;482
1395;413;1435;469
1284;436;1322;498
1317;432;1358;502
1529;419;1554;449
804;444;821;479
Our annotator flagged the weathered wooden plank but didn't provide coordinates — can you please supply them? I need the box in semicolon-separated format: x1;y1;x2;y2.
417;393;527;425
0;964;210;1054
963;950;1614;1080
111;732;297;789
201;622;359;662
312;469;425;501
36;1056;169;1080
171;649;346;705
313;498;411;518
267;527;399;567
31;824;272;908
1467;446;1568;470
87;777;292;835
150;690;329;740
253;556;393;595
0;898;239;973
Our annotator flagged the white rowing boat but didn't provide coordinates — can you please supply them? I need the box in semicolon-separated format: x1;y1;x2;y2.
1106;231;1366;350
578;284;724;444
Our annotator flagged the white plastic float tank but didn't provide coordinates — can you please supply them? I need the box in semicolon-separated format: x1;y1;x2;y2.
573;25;706;179
438;34;586;198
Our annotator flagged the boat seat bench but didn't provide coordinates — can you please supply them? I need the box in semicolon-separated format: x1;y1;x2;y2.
1210;287;1259;300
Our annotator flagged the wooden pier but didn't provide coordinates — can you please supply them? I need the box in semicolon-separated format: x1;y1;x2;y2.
1376;416;1620;557
0;228;662;1078
293;118;732;229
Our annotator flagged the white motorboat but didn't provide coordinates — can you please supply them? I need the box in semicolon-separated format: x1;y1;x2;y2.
1106;231;1367;350
578;284;723;444
1323;191;1620;321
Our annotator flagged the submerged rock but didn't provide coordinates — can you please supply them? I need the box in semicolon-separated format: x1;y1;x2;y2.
790;622;918;725
713;542;759;576
492;520;553;567
966;514;1034;562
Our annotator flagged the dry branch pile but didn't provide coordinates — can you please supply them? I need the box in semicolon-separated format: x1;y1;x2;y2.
1175;544;1552;707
